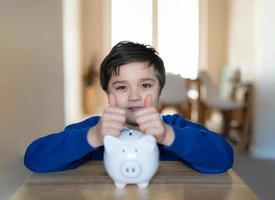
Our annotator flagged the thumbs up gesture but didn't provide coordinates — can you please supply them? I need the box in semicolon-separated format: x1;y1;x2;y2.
135;95;175;146
87;93;126;148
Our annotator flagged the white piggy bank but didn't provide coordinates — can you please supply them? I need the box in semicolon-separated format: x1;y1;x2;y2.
103;128;159;188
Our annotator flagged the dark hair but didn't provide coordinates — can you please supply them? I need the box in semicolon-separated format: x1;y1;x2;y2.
100;41;166;93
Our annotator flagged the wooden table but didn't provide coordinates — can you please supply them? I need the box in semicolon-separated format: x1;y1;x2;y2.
11;161;258;200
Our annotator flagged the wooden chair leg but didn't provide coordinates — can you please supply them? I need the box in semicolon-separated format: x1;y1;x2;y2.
238;106;251;151
222;111;232;137
173;102;191;120
198;102;205;124
187;101;192;120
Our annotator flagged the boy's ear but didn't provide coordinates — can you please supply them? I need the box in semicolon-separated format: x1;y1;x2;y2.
103;135;121;154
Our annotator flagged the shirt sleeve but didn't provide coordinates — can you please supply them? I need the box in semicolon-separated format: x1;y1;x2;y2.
162;114;234;174
24;116;100;173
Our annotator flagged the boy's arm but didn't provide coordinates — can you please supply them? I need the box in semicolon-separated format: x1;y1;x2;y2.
24;116;100;173
162;114;234;174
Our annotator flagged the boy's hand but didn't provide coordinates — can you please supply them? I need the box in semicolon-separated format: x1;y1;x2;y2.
135;95;175;146
88;93;126;148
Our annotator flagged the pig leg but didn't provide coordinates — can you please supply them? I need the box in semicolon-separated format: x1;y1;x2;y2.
115;182;126;188
137;181;149;188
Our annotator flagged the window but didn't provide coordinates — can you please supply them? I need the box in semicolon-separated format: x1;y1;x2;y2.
111;0;199;79
111;0;152;46
158;0;199;79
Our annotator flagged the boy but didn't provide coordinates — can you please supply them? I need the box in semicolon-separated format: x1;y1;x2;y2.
24;41;233;174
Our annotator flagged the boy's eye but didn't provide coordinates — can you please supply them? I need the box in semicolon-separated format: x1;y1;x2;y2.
116;85;127;90
141;83;152;88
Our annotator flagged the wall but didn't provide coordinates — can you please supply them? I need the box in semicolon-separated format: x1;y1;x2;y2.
0;1;64;199
81;0;111;114
199;0;229;86
63;0;83;124
227;0;255;80
252;0;275;158
227;0;275;159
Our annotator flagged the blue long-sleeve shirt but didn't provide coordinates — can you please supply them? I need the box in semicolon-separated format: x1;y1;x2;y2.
24;114;233;174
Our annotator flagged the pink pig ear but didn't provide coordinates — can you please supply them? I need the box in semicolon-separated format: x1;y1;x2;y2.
103;136;121;154
138;135;156;152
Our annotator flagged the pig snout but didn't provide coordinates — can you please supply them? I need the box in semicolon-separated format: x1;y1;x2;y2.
120;160;142;179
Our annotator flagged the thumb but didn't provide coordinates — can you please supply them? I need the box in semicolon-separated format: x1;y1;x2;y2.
144;95;153;107
108;93;117;107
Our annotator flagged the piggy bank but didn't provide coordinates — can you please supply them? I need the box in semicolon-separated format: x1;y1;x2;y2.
103;129;159;188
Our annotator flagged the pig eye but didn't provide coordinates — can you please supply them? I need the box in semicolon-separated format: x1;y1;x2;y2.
135;149;138;152
129;132;132;136
122;149;125;153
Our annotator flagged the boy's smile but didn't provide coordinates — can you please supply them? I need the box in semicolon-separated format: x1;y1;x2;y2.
108;62;161;127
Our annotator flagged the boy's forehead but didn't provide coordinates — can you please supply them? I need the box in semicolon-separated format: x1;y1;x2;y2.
111;62;156;79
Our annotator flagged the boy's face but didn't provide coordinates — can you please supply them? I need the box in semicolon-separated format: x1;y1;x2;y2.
108;62;161;126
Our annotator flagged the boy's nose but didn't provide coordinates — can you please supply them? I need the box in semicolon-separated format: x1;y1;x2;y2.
128;89;142;101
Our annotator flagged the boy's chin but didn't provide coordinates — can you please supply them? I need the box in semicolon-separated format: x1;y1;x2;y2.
125;117;139;128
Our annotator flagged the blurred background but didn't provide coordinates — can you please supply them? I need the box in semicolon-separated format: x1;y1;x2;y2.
0;0;275;199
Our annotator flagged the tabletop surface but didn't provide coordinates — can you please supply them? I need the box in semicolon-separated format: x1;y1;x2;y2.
11;161;258;200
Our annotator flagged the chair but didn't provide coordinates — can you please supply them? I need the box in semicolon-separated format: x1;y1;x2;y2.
159;73;191;119
198;70;253;151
